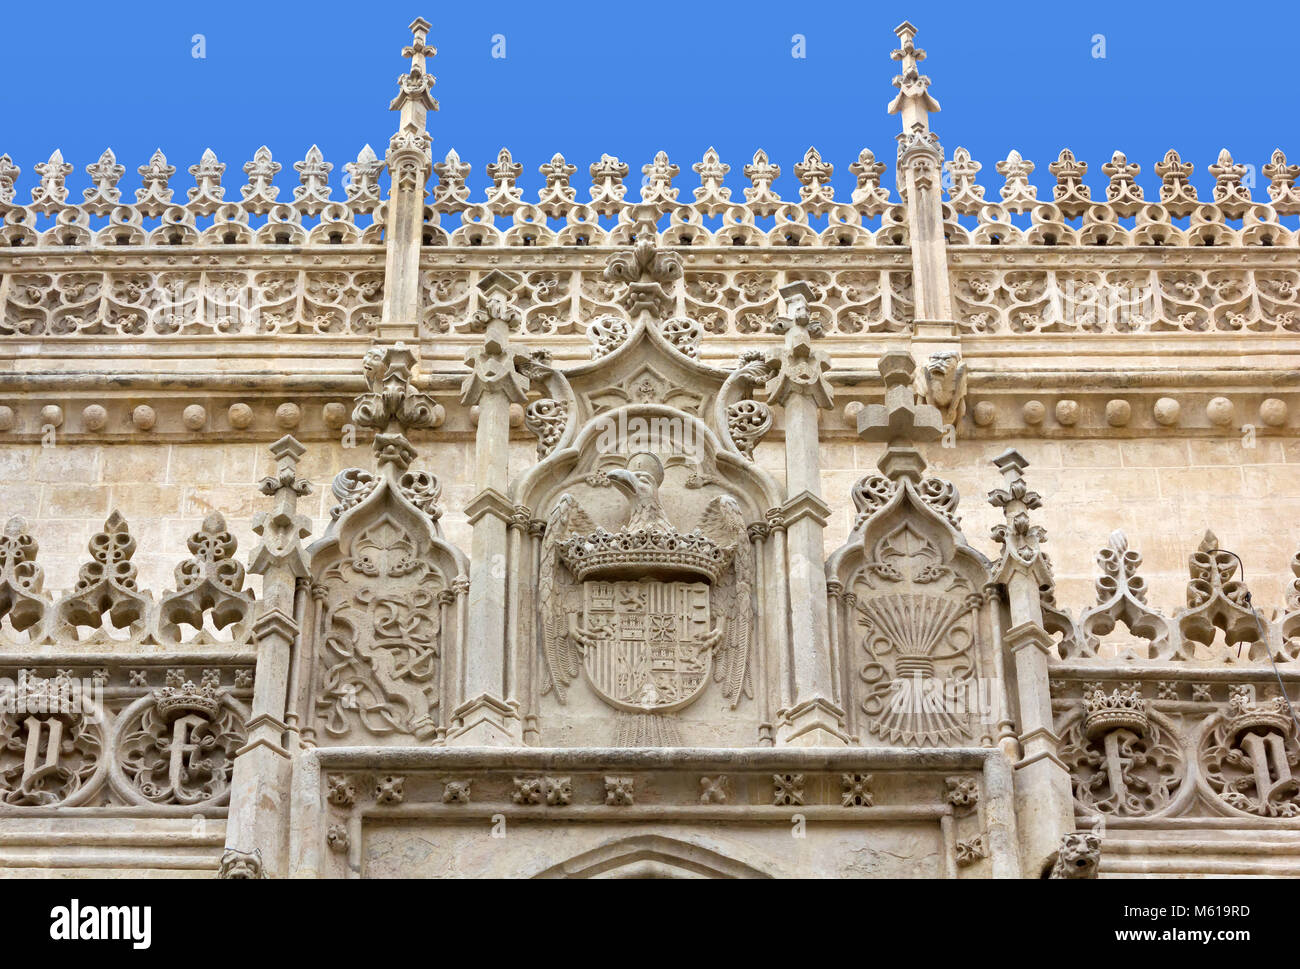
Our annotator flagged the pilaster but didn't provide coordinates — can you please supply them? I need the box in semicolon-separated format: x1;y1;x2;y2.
767;283;848;746
450;272;530;746
887;21;959;359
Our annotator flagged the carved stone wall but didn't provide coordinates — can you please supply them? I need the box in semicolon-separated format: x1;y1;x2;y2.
0;18;1295;878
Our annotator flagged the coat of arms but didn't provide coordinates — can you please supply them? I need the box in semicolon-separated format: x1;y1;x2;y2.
539;453;754;740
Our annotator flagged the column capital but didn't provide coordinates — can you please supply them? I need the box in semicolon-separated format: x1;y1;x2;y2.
780;490;832;528
1003;620;1056;656
464;488;516;526
250;606;299;645
776;697;851;747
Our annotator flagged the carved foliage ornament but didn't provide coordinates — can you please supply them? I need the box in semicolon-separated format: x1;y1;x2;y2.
157;512;253;644
603;227;683;320
0;516;45;639
59;511;149;640
316;517;445;741
851;474;960;531
1180;531;1260;656
524;398;570;457
1074;531;1172;659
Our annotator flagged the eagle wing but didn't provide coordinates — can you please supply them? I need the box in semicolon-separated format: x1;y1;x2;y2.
697;495;754;709
539;493;595;701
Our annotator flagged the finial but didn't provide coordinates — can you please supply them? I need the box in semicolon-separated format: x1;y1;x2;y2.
892;21;921;55
252;434;312;581
987;448;1052;592
991;447;1030;479
404;18;436;72
390;18;438;115
887;21;940;137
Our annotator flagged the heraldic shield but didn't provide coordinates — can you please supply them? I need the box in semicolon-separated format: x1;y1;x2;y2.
574;579;715;713
540;452;756;736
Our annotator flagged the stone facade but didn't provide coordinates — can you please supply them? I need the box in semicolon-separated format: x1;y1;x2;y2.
0;19;1296;878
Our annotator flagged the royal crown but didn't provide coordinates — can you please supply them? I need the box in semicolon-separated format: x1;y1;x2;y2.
1225;692;1291;745
12;674;84;719
1082;687;1148;738
557;525;730;584
153;681;221;721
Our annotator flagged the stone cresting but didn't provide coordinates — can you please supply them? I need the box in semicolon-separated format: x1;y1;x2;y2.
0;18;1293;880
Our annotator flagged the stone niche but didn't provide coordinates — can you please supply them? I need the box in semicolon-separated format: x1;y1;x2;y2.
511;319;784;749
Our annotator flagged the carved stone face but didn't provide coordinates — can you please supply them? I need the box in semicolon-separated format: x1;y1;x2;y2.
1052;833;1101;878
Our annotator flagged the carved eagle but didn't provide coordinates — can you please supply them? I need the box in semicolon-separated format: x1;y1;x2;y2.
696;495;754;709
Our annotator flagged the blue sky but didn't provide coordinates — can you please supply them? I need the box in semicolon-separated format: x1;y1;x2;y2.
1;0;1291;203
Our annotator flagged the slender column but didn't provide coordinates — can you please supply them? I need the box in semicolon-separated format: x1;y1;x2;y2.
840;590;859;738
222;435;312;878
747;523;775;746
436;589;456;740
988;449;1075;875
766;283;849;746
522;518;546;745
450;271;530;745
984;582;1020;760
826;579;843;704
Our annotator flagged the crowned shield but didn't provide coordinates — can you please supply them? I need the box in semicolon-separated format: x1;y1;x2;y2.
575;579;713;713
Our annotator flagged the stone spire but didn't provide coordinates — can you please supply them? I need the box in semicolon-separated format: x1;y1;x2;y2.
886;23;959;361
399;17;437;87
380;18;438;338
